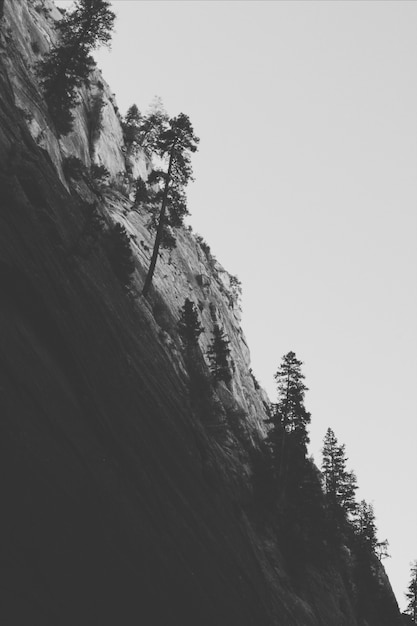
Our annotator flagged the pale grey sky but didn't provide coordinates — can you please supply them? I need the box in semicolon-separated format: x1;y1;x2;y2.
58;0;417;611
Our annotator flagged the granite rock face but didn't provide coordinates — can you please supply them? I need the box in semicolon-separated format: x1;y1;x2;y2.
1;0;147;183
0;2;403;625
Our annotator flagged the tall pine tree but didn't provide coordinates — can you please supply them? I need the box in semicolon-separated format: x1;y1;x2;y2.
354;500;378;557
142;113;199;296
321;427;357;524
267;351;311;474
266;353;326;555
266;352;311;511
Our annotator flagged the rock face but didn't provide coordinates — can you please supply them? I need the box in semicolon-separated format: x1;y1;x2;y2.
0;2;403;625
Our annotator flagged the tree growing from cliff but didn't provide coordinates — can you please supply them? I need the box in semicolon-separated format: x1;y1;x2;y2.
321;427;358;525
178;298;203;347
353;500;379;558
266;352;311;478
122;104;142;146
207;324;231;383
134;178;149;205
122;100;168;155
37;0;115;135
265;352;320;549
142;113;199;296
405;561;417;623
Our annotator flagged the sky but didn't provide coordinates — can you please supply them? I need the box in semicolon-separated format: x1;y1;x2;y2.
56;0;417;611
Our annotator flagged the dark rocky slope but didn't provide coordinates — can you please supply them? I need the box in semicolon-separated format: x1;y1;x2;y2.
0;2;403;624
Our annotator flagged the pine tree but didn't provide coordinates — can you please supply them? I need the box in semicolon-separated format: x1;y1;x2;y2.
265;354;329;556
354;500;378;555
321;427;358;522
122;104;143;146
405;561;417;623
267;352;311;471
178;299;203;347
264;351;312;519
207;324;231;383
122;101;168;154
274;351;311;442
38;0;115;135
142;113;199;296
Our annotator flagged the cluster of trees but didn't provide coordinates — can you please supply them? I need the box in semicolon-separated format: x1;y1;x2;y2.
263;351;389;566
321;426;391;561
37;2;200;298
37;0;115;135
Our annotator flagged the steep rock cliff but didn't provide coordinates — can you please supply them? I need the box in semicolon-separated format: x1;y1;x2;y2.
0;2;403;625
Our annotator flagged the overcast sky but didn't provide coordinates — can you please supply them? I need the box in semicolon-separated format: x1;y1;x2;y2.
57;0;417;610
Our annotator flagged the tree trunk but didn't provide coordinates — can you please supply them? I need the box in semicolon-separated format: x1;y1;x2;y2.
142;146;176;297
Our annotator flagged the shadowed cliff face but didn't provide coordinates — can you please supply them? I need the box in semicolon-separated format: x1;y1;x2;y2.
0;72;276;625
0;2;404;625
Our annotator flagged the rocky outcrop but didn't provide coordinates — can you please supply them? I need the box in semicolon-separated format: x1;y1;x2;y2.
0;2;403;625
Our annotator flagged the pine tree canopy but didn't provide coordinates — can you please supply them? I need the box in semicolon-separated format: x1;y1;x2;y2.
321;427;357;517
58;0;115;50
273;351;311;444
354;499;378;553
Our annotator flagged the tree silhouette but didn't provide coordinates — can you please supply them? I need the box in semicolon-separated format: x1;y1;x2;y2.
38;0;115;135
178;298;203;347
122;104;142;146
275;351;311;441
142;113;198;296
354;500;378;556
207;324;231;383
122;100;168;155
267;351;311;483
405;561;417;623
321;427;357;523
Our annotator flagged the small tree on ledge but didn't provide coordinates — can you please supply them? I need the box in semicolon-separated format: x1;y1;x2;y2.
178;298;203;348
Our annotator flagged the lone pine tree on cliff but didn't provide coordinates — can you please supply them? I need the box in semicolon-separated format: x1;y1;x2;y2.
142;113;199;296
267;351;311;477
38;0;115;135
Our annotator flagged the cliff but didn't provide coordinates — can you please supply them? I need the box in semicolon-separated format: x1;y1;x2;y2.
0;1;403;625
